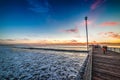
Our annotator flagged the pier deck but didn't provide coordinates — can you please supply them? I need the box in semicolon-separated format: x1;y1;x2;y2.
92;47;120;80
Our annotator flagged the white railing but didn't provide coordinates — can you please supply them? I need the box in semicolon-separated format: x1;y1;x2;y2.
108;47;120;53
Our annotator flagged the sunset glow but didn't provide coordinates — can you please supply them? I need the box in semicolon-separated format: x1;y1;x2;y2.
0;0;120;45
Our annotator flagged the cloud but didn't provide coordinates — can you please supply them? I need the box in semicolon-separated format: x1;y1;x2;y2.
27;0;50;13
107;32;120;39
0;39;4;41
98;32;120;39
28;34;41;37
70;40;78;43
0;38;29;42
61;27;79;33
6;39;15;41
91;0;105;10
20;38;30;41
75;35;86;38
100;22;120;27
0;39;15;41
76;20;94;27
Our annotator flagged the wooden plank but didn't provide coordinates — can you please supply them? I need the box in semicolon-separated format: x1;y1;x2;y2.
92;47;120;80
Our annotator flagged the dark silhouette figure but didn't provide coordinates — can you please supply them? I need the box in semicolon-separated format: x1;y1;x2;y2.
102;46;107;54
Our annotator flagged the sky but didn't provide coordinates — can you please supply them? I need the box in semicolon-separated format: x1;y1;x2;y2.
0;0;120;44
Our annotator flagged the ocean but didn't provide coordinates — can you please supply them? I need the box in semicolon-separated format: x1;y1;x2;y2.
0;45;88;80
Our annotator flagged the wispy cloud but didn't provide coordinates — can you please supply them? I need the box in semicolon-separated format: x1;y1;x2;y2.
100;22;120;27
91;0;105;10
98;32;120;39
0;39;15;41
21;38;30;41
75;20;97;28
0;38;29;42
28;34;40;37
61;27;79;33
70;40;78;43
27;0;50;13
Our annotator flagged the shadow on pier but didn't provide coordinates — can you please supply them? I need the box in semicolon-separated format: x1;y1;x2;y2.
92;47;120;80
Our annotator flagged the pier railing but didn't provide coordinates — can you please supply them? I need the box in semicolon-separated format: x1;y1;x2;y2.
108;47;120;53
75;46;93;80
83;47;93;80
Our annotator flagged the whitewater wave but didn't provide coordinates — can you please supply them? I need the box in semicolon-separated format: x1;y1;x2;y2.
0;46;88;80
14;47;88;53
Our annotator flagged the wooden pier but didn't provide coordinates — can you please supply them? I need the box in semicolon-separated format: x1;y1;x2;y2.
92;47;120;80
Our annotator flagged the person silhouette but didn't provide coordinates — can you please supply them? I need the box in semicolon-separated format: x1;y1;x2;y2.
102;46;107;54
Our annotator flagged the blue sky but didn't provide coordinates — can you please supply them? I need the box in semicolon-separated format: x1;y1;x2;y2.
0;0;120;44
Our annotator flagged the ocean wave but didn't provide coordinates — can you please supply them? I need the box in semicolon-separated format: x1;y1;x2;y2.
14;47;88;53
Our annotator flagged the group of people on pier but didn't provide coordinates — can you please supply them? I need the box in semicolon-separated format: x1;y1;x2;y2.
91;45;108;54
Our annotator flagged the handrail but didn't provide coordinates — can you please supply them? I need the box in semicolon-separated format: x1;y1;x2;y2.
75;46;93;80
108;47;120;53
83;46;93;80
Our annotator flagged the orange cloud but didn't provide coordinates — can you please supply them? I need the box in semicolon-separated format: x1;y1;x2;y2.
61;27;79;33
0;38;30;44
107;32;120;39
70;40;78;43
100;22;120;27
98;32;120;39
91;0;104;10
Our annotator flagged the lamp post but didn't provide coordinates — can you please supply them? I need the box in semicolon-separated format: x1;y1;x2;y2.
85;16;89;51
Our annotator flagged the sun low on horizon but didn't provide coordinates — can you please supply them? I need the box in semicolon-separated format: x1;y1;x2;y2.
0;0;120;45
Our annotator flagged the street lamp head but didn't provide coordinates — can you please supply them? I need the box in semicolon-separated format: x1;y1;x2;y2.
85;16;88;20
